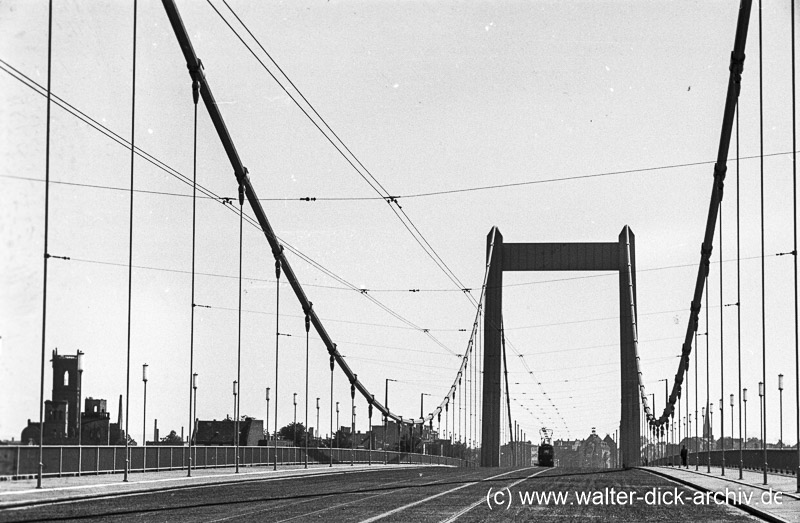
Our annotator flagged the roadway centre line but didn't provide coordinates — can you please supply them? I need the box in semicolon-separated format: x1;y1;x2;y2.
358;467;536;523
439;468;549;522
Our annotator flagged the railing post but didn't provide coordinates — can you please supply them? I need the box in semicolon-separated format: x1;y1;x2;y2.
59;447;62;478
96;447;100;475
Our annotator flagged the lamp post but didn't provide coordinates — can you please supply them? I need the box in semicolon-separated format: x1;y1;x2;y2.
316;397;320;448
688;413;692;463
743;388;748;449
759;381;766;485
77;351;84;476
352;404;357;466
293;392;298;465
233;380;238;473
192;373;198;441
142;364;148;449
778;374;784;449
730;394;734;452
385;379;397;452
719;399;725;474
335;401;340;448
265;388;270;443
649;393;656;462
702;405;707;471
658;379;668;460
710;403;714;451
190;372;197;476
293;392;297;447
420;393;433;455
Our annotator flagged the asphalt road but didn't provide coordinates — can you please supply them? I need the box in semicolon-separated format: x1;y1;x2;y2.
1;466;760;522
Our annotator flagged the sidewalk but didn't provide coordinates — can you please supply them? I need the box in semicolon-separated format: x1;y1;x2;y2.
0;463;424;510
647;465;800;522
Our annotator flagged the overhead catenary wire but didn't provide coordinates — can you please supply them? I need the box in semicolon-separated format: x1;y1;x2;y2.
5;148;800;203
206;1;473;302
22;241;789;296
0;59;457;340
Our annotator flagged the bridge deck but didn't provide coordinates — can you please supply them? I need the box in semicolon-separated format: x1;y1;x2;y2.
3;465;796;521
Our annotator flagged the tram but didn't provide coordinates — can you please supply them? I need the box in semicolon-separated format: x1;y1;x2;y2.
538;427;554;467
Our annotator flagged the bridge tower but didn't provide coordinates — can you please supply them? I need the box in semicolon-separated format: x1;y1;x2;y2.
481;226;641;468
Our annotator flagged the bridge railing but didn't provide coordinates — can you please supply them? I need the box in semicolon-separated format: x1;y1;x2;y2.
649;449;797;475
0;445;474;479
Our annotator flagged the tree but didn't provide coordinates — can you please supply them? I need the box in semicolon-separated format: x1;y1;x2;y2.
161;430;182;444
278;422;307;446
333;429;351;449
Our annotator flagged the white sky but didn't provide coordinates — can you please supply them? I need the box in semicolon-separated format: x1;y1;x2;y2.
1;0;799;448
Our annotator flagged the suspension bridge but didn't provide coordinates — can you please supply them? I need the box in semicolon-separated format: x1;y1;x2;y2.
2;0;800;520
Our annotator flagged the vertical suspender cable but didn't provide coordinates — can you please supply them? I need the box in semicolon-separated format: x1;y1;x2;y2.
187;78;199;479
478;309;482;449
465;344;475;452
36;0;54;490
758;0;768;486
273;259;281;470
791;0;799;494
470;342;474;450
705;278;710;473
458;373;461;444
350;377;355;466
695;329;699;470
685;342;689;453
737;104;743;480
467;347;471;451
720;201;725;476
329;353;334;467
501;316;514;459
235;183;244;474
304;308;310;469
123;0;138;483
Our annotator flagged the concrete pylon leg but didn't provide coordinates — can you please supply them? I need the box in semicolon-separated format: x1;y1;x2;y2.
481;227;503;467
618;226;641;467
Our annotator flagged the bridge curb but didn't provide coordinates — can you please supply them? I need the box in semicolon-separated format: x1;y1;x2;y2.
639;467;790;523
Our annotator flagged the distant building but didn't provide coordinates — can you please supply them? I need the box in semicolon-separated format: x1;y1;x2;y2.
193;418;264;446
603;434;618;468
21;349;125;445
